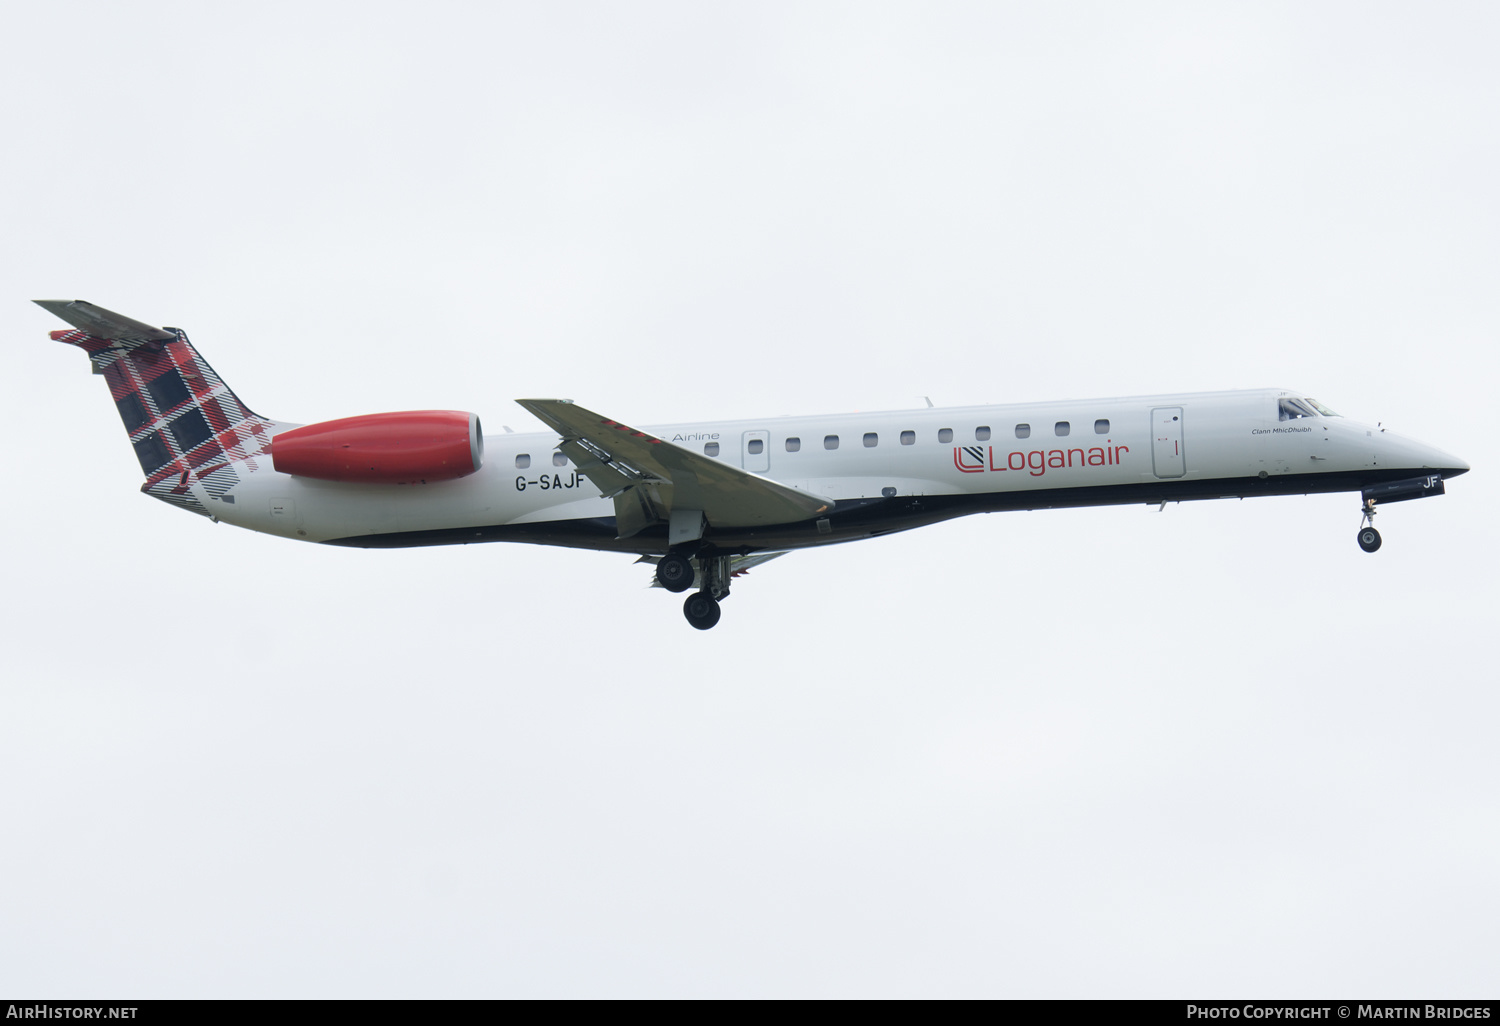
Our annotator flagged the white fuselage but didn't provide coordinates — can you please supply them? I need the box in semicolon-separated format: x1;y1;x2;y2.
211;388;1467;554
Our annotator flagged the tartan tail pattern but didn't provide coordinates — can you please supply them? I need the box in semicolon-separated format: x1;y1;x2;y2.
54;327;276;516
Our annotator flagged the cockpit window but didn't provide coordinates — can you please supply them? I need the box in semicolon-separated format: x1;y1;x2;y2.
1279;398;1317;421
1303;397;1341;417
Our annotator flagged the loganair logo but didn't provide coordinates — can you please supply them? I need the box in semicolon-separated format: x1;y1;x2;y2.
954;443;1129;477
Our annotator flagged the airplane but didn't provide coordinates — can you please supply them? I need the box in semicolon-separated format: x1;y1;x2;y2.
39;299;1470;630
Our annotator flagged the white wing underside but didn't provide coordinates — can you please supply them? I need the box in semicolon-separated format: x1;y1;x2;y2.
515;399;835;540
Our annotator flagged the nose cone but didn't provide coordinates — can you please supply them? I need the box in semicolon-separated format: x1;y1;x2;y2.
1419;440;1470;477
1389;434;1469;478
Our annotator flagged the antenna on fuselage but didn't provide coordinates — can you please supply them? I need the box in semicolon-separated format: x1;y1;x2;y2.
922;396;934;408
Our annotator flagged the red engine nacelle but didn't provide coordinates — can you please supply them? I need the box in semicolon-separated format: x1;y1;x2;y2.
271;410;484;484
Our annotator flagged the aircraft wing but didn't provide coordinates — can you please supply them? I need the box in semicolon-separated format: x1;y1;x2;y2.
516;399;834;539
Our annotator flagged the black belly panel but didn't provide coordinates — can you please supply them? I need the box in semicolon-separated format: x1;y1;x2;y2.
321;467;1463;553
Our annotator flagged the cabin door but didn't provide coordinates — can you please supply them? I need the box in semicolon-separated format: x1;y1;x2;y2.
742;430;770;473
1151;407;1185;478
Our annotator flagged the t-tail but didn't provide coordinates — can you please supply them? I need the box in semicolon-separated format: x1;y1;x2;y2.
37;299;280;517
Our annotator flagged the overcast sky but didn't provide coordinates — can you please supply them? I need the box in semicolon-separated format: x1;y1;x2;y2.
2;1;1496;998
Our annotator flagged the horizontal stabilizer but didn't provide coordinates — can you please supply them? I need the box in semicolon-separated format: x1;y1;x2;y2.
34;299;176;341
40;297;277;519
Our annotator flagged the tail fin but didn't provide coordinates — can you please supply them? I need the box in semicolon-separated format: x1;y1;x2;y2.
39;299;279;516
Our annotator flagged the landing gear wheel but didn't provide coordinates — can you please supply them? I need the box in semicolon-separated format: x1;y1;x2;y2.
1357;526;1382;553
683;592;721;630
656;552;695;593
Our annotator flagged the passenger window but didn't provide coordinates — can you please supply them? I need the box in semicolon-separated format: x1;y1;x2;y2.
938;428;953;443
824;435;839;450
748;439;764;455
785;436;801;452
1055;421;1070;436
1015;424;1030;439
900;430;915;445
553;452;568;466
975;426;990;441
705;442;720;456
515;454;530;469
1094;419;1110;434
863;432;878;447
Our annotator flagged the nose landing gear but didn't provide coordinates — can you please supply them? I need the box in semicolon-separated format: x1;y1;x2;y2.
1357;498;1382;553
1353;474;1451;552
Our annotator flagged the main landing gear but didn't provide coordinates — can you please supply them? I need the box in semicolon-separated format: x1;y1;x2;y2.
1357;498;1382;553
655;552;695;592
656;549;733;630
683;591;721;630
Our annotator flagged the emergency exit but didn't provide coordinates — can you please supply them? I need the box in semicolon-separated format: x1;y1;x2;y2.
1151;407;1185;478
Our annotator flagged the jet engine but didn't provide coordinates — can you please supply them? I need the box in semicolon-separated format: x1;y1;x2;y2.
271;410;483;484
